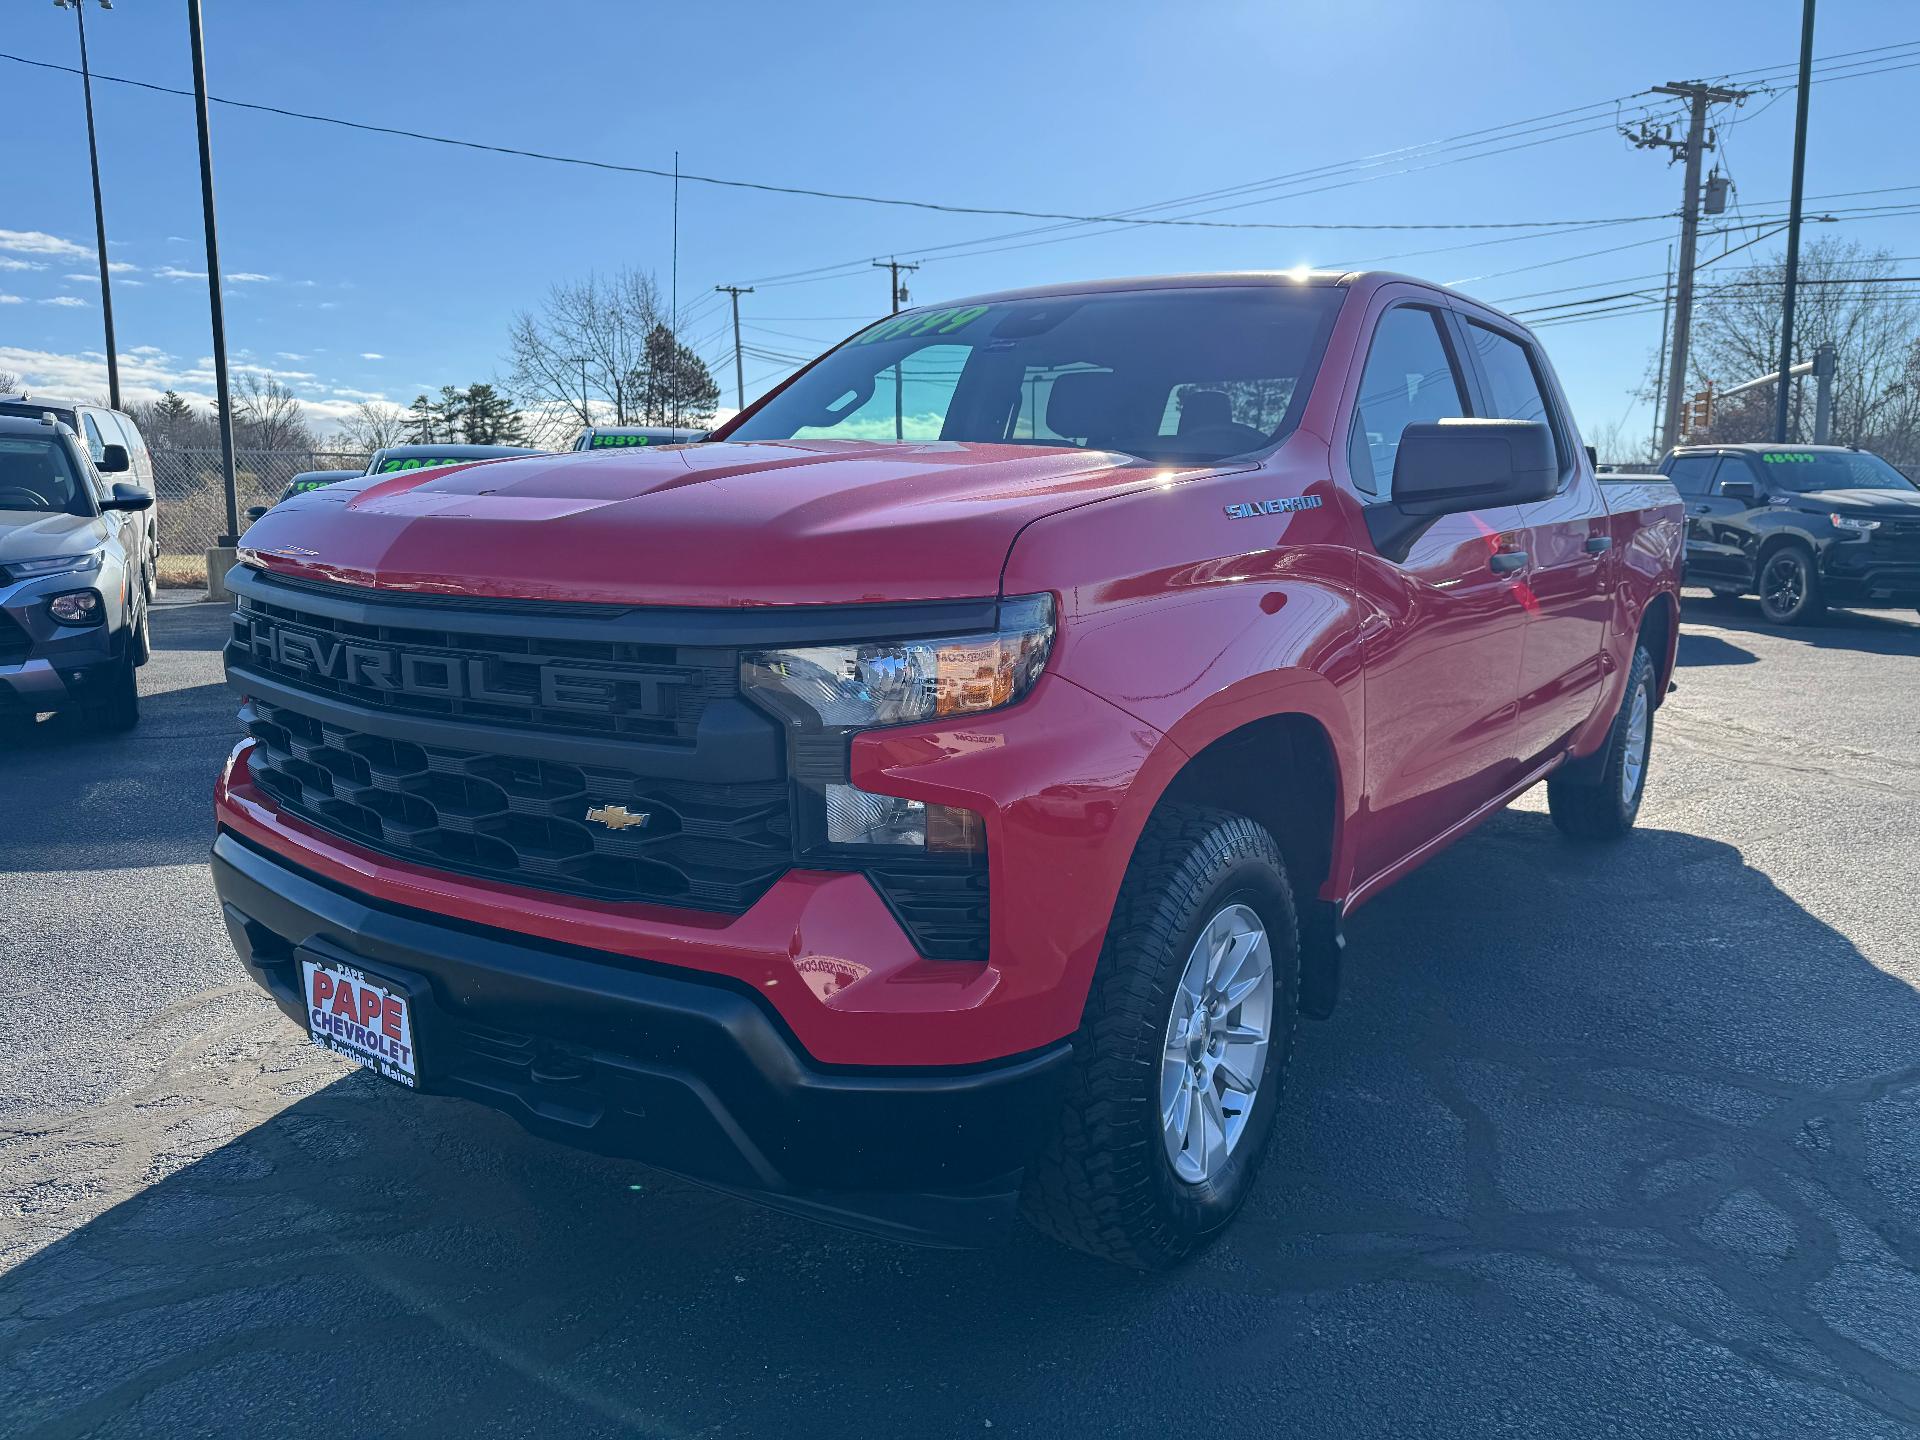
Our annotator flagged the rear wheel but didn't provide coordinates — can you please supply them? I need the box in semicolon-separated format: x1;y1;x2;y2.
1021;805;1299;1269
1548;644;1654;841
1757;547;1825;625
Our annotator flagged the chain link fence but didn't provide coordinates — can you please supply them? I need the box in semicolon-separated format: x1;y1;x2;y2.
152;448;369;561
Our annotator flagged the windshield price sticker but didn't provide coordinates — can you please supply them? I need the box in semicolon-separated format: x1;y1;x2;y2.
1763;453;1817;464
591;434;652;447
377;457;467;473
853;305;991;346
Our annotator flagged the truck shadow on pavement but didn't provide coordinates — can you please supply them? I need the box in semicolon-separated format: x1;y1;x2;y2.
4;812;1919;1437
1687;596;1920;656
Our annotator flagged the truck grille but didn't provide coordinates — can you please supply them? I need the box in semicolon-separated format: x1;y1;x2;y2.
242;696;790;910
231;590;727;743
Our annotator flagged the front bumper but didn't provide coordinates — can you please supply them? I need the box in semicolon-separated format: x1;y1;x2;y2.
1818;545;1920;605
212;828;1071;1246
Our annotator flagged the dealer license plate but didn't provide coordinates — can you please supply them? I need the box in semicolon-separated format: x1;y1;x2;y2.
298;955;418;1088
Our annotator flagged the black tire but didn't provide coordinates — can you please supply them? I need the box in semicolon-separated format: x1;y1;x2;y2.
1757;546;1825;626
1548;644;1655;841
1020;804;1299;1269
77;650;140;734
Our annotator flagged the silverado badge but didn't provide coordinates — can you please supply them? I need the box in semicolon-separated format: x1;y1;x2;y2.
585;804;650;831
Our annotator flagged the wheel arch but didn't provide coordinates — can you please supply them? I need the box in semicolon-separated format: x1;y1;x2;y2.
1638;590;1678;705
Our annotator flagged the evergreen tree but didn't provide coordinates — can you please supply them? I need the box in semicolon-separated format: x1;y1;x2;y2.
407;393;438;443
632;324;720;427
457;383;528;444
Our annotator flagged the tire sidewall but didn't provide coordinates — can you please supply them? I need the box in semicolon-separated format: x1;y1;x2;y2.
1613;650;1654;826
1759;547;1817;624
1140;857;1297;1242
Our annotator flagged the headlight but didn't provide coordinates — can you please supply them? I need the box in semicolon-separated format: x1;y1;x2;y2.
1830;514;1880;534
48;590;104;625
9;549;104;580
741;593;1055;732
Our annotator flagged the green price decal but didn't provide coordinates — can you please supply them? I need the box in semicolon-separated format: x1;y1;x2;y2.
1762;453;1816;464
591;434;651;447
852;304;991;346
379;457;465;472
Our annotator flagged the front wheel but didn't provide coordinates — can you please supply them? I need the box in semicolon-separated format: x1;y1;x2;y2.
1021;805;1299;1269
1548;644;1654;841
1757;547;1825;625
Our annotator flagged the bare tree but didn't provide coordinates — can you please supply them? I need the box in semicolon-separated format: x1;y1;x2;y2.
224;372;314;452
0;371;20;394
1688;240;1920;465
336;399;413;452
508;269;666;427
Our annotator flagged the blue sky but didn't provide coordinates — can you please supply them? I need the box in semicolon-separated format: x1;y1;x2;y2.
2;0;1914;452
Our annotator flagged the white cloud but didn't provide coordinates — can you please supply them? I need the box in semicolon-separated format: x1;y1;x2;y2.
41;296;88;308
0;344;378;431
153;266;208;281
128;346;171;359
317;301;339;310
330;386;390;402
108;262;139;274
360;352;384;360
166;235;190;243
0;295;22;305
0;230;91;260
63;273;94;283
229;272;273;283
276;352;308;362
0;258;45;273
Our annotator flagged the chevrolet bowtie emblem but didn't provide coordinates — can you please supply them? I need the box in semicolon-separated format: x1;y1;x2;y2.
585;804;650;831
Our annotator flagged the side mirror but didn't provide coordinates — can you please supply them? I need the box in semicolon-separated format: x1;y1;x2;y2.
1719;478;1758;503
99;443;131;473
246;504;270;522
1584;443;1598;471
101;481;154;513
1368;419;1558;561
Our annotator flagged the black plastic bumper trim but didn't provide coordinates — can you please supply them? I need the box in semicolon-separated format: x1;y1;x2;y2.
210;829;1069;1246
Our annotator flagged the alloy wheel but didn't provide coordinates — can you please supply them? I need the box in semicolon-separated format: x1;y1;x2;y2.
1160;903;1274;1184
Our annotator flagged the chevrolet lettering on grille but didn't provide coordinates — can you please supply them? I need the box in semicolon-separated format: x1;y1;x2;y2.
243;617;690;717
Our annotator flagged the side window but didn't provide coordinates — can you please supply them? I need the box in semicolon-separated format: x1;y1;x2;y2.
1464;322;1565;474
1666;455;1720;497
1719;455;1767;494
81;412;107;463
1346;306;1468;496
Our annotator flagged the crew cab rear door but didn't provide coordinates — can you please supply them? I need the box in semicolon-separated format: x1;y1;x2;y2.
1342;295;1531;883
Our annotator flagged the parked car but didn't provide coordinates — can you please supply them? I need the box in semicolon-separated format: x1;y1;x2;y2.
244;468;364;523
0;412;155;732
364;443;542;475
214;271;1683;1266
572;425;706;450
1660;442;1920;624
0;393;159;598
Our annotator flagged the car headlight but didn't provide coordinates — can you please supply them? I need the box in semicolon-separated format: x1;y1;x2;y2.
741;593;1056;732
48;590;104;625
1830;514;1880;534
8;549;104;580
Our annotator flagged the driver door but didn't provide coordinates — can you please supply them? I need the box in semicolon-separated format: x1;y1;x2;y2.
1346;301;1531;884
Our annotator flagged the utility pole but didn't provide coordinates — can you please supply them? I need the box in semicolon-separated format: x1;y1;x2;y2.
1649;244;1674;462
1775;0;1817;442
58;0;120;410
715;286;753;412
873;257;919;315
187;0;239;548
1626;81;1750;454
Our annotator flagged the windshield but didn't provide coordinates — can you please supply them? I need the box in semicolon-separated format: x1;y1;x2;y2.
1759;450;1917;493
0;436;91;515
726;286;1345;464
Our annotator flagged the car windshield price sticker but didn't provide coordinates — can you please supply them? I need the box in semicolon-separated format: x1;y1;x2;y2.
300;957;417;1088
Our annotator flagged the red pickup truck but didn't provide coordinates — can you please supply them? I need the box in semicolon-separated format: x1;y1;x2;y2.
214;271;1683;1266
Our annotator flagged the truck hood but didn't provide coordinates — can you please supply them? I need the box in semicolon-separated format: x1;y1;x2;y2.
1792;488;1920;517
0;510;108;565
240;439;1203;606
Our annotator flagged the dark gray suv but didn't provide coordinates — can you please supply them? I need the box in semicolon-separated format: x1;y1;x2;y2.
0;413;155;733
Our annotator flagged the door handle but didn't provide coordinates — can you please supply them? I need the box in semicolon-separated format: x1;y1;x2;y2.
1585;534;1614;554
1690;504;1712;514
1489;551;1528;575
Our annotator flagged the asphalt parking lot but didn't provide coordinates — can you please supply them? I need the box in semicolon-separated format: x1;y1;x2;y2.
3;592;1919;1439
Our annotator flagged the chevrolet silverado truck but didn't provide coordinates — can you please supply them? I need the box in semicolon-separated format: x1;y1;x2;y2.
212;271;1683;1267
1660;442;1920;624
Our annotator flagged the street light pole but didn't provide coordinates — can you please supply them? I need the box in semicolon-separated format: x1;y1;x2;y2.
1774;0;1817;443
58;0;120;409
186;0;239;547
